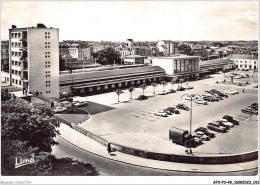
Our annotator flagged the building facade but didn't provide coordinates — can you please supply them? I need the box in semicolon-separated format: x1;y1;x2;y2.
1;40;10;84
152;55;200;79
124;55;145;65
59;66;165;95
9;24;59;98
228;54;258;70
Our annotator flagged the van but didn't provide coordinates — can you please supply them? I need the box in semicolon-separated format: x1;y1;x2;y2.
207;124;226;133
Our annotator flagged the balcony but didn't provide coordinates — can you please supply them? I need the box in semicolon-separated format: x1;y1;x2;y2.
19;47;28;51
19;38;27;42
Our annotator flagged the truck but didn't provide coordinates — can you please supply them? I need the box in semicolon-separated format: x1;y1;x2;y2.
169;126;201;147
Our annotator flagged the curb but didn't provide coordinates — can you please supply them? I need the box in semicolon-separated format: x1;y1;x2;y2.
56;135;258;174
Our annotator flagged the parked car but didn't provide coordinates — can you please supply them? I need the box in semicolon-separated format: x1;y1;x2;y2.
154;110;168;117
222;115;239;125
73;101;88;107
224;89;239;95
137;95;148;100
177;86;185;91
185;96;196;101
53;107;67;113
185;85;193;90
202;96;215;102
167;89;176;93
166;107;176;113
216;92;228;98
195;127;215;138
234;75;242;79
241;107;258;115
172;109;180;114
158;91;168;95
176;103;190;111
194;99;208;105
201;92;213;97
207;124;226;133
201;134;210;141
208;122;228;132
249;103;258;110
163;109;173;115
218;119;233;129
176;103;189;111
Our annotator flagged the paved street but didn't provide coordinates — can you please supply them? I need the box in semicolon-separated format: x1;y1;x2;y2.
52;136;258;176
77;72;258;155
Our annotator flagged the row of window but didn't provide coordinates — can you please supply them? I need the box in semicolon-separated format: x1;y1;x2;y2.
11;32;22;39
11;51;22;57
236;60;257;64
12;70;21;76
12;79;21;85
174;59;197;73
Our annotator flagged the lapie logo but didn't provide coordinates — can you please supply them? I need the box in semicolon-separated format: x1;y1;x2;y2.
15;154;35;168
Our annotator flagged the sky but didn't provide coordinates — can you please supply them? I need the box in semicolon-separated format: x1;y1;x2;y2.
1;1;258;41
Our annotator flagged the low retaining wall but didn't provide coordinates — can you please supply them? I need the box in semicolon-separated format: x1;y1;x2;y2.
68;125;258;164
72;124;108;147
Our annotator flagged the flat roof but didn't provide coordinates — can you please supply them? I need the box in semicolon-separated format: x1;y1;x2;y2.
125;55;145;59
200;58;233;66
227;54;258;60
153;55;200;60
60;66;165;83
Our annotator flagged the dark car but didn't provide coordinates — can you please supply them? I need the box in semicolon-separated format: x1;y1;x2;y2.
249;103;258;110
241;107;258;115
176;103;189;111
172;109;180;114
208;122;228;132
203;96;215;102
137;95;148;100
167;89;176;93
166;107;176;113
163;109;172;115
223;115;239;125
177;86;185;91
217;92;228;98
207;124;226;133
195;127;215;138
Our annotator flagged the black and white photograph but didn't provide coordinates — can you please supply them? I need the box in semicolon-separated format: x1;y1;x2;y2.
0;0;259;184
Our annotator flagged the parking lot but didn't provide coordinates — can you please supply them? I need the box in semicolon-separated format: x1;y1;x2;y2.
78;71;258;155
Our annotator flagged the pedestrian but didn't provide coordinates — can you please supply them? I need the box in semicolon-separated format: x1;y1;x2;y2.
107;143;112;154
243;89;245;93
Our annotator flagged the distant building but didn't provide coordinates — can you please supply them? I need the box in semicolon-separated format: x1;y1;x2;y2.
9;23;59;98
152;55;200;79
228;54;258;70
1;40;10;84
124;55;145;65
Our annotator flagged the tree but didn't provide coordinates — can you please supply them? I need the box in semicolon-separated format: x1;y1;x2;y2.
177;44;191;55
1;89;11;102
1;100;60;152
151;83;158;94
160;81;168;92
128;86;135;99
115;89;124;102
169;80;176;90
1;140;99;176
59;54;66;71
139;84;147;95
96;47;121;65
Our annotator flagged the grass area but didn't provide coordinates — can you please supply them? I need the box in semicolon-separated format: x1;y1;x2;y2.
78;101;115;115
56;113;90;124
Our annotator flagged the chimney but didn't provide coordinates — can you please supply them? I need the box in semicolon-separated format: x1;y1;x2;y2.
11;25;17;28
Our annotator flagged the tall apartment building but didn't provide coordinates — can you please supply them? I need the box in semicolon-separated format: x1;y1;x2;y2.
9;23;59;98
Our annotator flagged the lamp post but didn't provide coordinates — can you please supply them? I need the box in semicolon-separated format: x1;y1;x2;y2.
181;94;203;154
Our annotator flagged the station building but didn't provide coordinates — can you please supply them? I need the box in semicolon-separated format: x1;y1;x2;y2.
124;55;145;65
152;55;200;79
59;65;165;95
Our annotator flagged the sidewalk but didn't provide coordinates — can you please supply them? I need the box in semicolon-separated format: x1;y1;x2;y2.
57;123;258;173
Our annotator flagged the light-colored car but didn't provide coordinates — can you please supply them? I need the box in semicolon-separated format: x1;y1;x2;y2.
234;75;242;79
194;99;208;105
185;96;196;101
154;110;168;117
53;106;67;113
73;101;88;107
185;85;193;89
201;92;213;97
220;119;234;127
224;89;239;95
